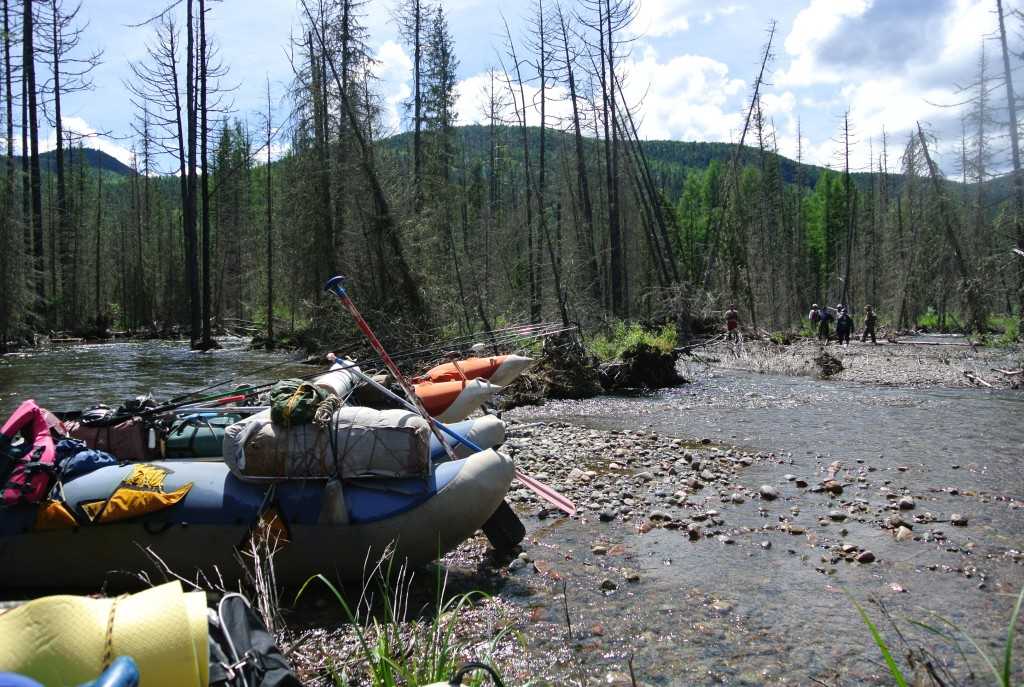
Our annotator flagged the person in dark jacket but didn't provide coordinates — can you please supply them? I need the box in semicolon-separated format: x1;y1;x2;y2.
816;305;833;342
836;307;853;346
861;305;878;344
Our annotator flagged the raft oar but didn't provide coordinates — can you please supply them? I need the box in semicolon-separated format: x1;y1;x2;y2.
324;275;576;516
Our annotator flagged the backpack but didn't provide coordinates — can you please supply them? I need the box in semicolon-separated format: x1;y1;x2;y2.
809;309;819;323
207;593;301;687
270;379;328;428
1;400;62;506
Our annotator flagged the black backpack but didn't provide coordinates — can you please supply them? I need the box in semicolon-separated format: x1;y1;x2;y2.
207;593;301;687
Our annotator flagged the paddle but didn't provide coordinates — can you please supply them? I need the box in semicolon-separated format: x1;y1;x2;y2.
324;275;576;517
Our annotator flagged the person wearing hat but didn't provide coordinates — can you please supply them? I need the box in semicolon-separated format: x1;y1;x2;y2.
861;305;878;344
835;305;854;346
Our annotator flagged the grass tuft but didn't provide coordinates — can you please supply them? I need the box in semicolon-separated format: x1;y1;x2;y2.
587;321;678;361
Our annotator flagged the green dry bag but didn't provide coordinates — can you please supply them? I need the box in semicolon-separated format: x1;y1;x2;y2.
270;379;328;427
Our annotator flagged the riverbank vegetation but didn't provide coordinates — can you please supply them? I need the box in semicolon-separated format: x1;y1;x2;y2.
1;0;1023;355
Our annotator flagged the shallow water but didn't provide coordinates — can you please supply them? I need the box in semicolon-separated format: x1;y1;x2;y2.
504;369;1024;684
0;338;310;416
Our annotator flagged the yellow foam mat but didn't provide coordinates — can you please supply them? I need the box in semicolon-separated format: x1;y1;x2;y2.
0;581;208;687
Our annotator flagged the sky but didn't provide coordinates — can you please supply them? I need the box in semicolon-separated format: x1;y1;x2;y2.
38;0;1020;176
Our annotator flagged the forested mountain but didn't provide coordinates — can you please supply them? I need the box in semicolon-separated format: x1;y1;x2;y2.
12;148;134;177
1;0;1021;351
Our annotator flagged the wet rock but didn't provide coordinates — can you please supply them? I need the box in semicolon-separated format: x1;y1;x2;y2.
856;550;876;563
841;543;858;554
599;510;617;523
823;480;843;495
730;493;746;504
883;516;911;530
760;540;772;549
795;479;809;488
600;578;618;591
508;557;526;571
951;513;969;526
624;569;641;583
897;496;916;510
717;535;736;544
783;474;797;482
786;525;806;535
759;485;780;500
894;526;914;542
687;524;702;541
710;600;734;613
648;509;673;521
592;544;609;555
828;510;848;522
700;469;716;482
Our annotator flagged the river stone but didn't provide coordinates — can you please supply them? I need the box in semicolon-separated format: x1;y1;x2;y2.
784;474;797;482
823;480;843;495
894;526;914;542
648;509;673;521
592;544;609;555
711;600;734;613
624;569;641;582
760;485;780;500
787;525;806;535
700;469;716;481
599;510;617;523
508;557;526;571
897;496;916;510
951;513;969;526
730;493;745;504
600;578;618;591
795;478;809;488
828;510;848;521
687;524;702;540
856;550;876;563
760;541;771;549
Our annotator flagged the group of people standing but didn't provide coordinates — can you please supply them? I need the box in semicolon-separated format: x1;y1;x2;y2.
808;303;877;345
721;303;878;346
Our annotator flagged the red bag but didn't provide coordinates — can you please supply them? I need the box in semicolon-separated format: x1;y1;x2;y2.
65;416;152;461
1;400;61;505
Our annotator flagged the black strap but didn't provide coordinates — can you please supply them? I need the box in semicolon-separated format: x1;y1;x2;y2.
450;662;506;686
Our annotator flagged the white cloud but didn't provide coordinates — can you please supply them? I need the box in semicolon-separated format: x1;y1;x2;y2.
40;115;135;168
632;0;692;38
374;40;414;135
777;0;870;87
620;46;746;141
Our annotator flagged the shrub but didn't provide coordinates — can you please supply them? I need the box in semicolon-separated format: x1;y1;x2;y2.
586;321;678;361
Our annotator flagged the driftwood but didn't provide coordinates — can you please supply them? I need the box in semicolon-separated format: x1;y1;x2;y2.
891;340;981;347
963;370;993;387
991;367;1024;376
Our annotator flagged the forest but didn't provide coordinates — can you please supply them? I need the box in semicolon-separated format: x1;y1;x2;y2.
1;0;1022;352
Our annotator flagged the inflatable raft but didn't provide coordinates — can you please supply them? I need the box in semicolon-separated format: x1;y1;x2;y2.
0;448;513;589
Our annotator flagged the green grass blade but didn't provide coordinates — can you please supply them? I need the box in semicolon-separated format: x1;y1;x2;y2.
851;597;909;687
1003;586;1024;687
928;611;1004;685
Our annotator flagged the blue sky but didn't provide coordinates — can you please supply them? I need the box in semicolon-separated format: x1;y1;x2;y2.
46;0;1014;175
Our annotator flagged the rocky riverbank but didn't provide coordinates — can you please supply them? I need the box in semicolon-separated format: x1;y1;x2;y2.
285;387;1024;685
704;336;1023;389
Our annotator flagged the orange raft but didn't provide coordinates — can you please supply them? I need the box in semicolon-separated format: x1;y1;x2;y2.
413;378;503;423
416;355;533;387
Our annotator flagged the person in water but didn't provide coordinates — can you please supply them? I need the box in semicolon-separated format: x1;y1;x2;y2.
835;306;853;347
725;304;740;342
861;305;878;344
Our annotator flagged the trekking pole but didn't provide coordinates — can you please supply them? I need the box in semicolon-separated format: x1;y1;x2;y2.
324;275;576;516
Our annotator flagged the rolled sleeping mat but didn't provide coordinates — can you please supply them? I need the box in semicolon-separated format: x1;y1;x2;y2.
418;355;534;386
414;378;502;423
428;414;506;460
315;359;363;398
0;581;208;687
223;407;430;481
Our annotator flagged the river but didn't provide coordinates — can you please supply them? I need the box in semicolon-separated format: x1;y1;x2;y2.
1;341;1021;685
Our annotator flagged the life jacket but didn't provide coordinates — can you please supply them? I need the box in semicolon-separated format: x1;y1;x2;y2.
1;400;64;506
